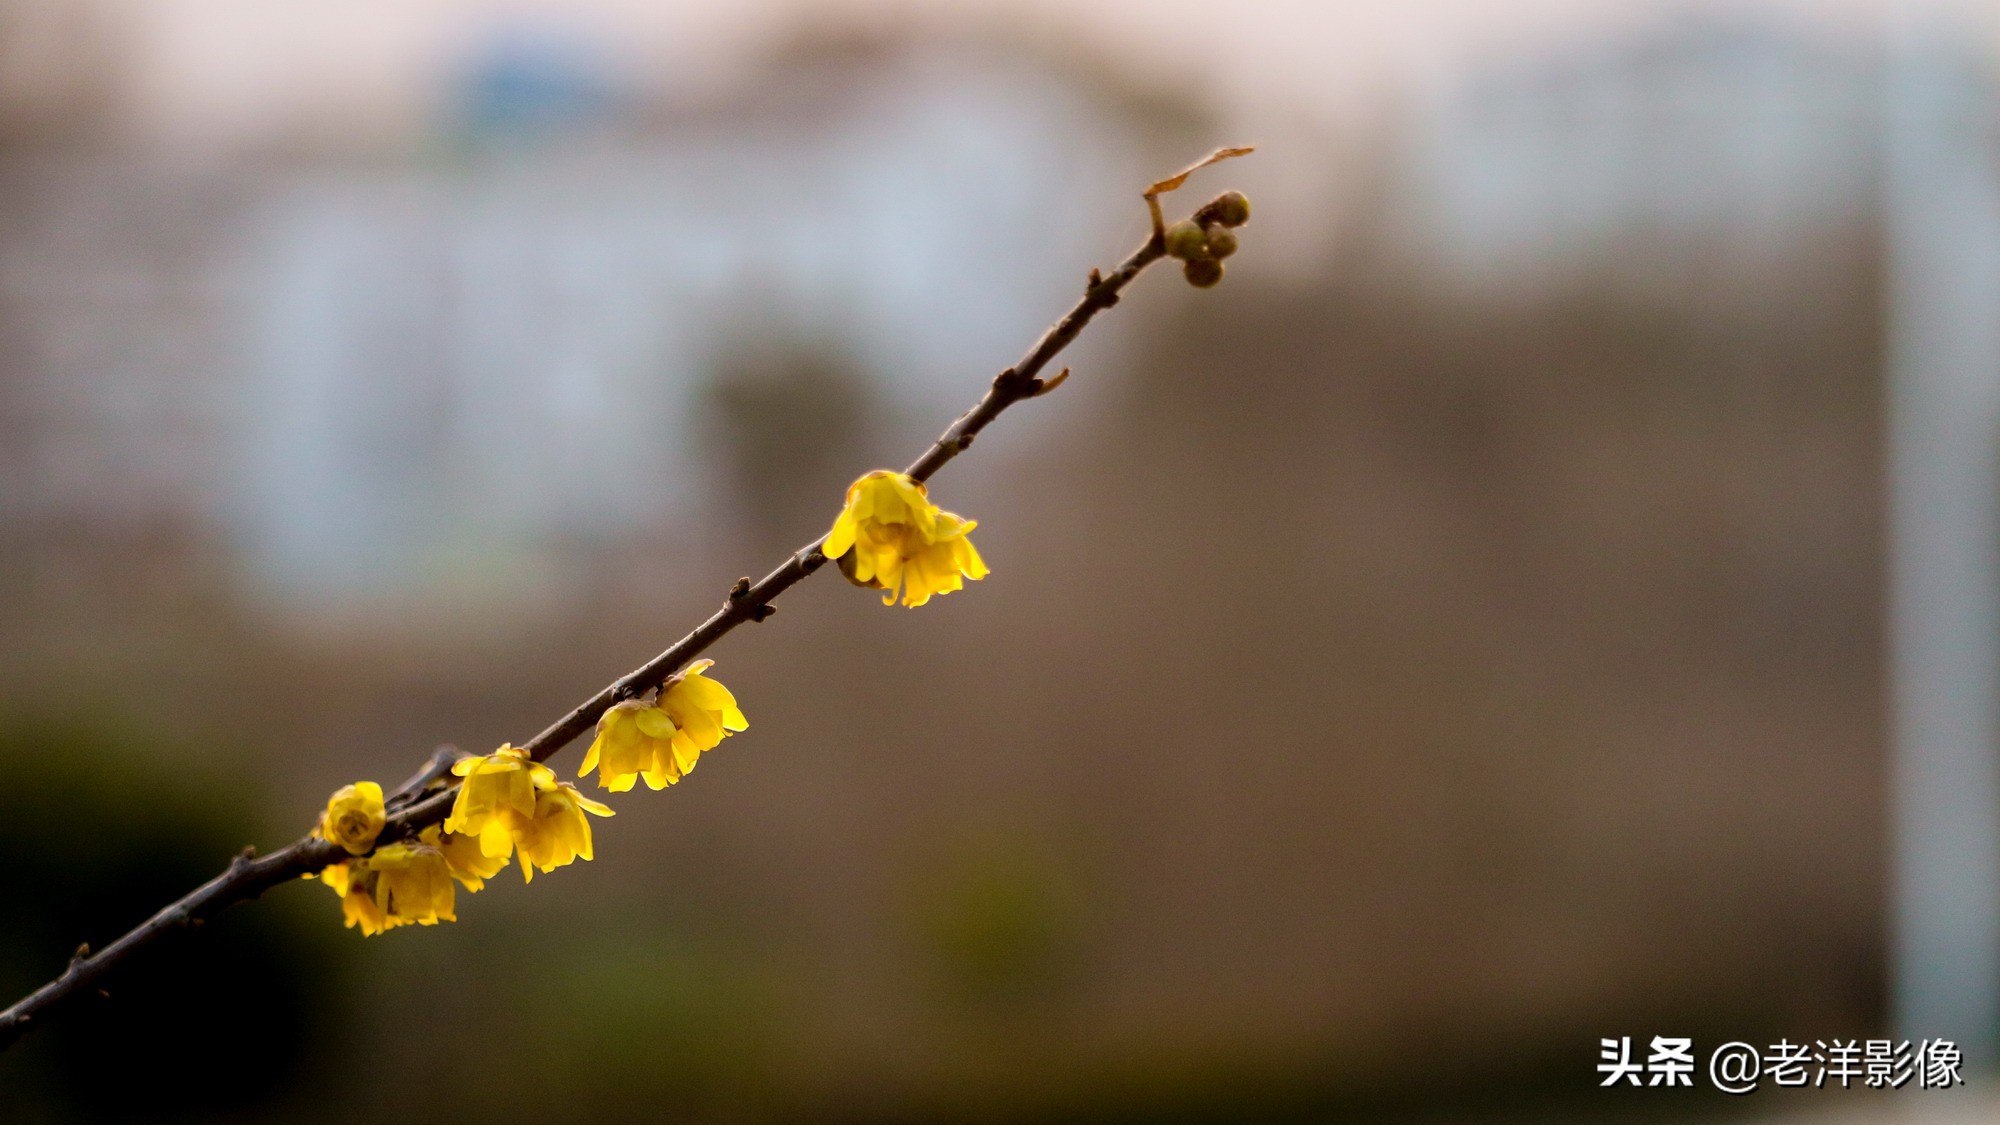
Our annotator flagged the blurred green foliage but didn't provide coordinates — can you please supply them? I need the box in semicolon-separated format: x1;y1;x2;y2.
0;720;346;1123
914;829;1082;1015
435;925;787;1120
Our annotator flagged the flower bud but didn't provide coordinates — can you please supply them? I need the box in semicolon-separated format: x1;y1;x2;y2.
1163;219;1209;261
320;781;385;857
1183;258;1224;288
1204;225;1238;260
1210;191;1251;228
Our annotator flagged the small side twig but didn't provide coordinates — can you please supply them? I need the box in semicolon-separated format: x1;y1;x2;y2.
387;745;467;809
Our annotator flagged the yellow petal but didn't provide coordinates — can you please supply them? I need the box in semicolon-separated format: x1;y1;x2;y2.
634;707;677;740
478;818;514;860
825;509;858;558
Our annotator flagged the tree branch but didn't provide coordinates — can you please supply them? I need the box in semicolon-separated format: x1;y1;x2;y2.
0;157;1249;1051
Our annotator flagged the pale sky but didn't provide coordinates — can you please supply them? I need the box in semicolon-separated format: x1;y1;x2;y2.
43;0;1930;150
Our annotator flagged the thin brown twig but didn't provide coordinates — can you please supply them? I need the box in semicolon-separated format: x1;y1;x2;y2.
0;153;1252;1051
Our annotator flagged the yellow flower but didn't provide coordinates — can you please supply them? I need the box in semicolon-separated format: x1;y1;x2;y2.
421;825;509;892
581;700;678;793
659;660;748;759
444;744;556;861
824;470;988;607
517;783;614;883
367;841;456;926
312;862;396;936
580;660;747;791
318;780;385;856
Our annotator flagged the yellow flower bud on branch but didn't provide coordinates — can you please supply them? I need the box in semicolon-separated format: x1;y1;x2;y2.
317;781;385;857
581;660;747;791
824;471;989;607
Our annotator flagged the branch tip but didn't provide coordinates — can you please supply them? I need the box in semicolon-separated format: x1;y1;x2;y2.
1142;144;1256;238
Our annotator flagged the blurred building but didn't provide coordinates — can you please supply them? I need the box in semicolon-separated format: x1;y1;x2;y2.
1388;15;1882;303
0;29;1168;612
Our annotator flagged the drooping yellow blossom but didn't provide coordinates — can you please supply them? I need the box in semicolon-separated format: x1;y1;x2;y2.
582;701;677;793
318;780;385;856
516;783;614;883
659;660;748;762
312;862;396;936
580;660;747;791
824;470;989;607
367;841;457;926
420;824;509;892
444;744;556;861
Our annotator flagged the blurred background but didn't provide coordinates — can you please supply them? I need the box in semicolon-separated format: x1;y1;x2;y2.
0;0;1995;1121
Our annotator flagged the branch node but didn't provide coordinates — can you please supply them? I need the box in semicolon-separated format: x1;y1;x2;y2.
70;943;89;966
955;433;975;453
96;989;109;1000
750;604;777;623
1087;267;1102;290
727;577;751;602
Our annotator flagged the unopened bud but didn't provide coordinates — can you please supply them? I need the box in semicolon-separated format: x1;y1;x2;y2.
1204;225;1238;259
1210;191;1251;228
1164;220;1209;261
1183;258;1224;288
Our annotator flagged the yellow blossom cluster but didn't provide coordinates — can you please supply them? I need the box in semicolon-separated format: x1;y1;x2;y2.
824;471;988;607
309;742;614;935
306;472;990;936
443;745;614;884
310;824;494;936
582;660;747;792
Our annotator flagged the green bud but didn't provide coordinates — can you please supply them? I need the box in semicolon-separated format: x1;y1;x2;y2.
1164;219;1209;261
1183;258;1224;288
1204;225;1238;259
1210;190;1250;228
